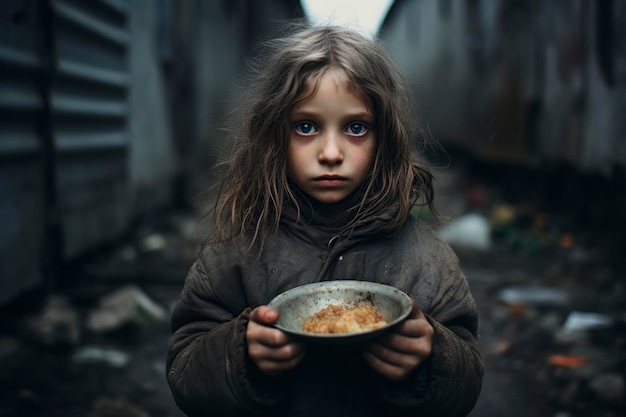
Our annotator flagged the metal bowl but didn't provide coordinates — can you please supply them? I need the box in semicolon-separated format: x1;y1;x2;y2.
267;280;412;344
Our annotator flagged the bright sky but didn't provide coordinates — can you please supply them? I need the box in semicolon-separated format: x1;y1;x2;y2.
300;0;395;38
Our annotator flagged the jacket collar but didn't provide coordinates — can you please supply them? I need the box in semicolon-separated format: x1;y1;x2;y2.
280;184;405;249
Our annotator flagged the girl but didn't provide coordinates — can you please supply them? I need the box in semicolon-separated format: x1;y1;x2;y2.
167;23;483;417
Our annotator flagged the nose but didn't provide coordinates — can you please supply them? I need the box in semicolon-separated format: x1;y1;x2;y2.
318;131;343;165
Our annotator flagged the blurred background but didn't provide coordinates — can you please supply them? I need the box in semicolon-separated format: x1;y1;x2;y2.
0;1;624;416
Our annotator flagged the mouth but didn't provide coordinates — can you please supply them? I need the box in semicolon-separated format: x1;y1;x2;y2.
313;175;347;187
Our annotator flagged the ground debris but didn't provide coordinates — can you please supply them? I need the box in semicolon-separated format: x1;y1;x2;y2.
73;346;130;368
87;285;168;333
548;354;590;368
437;213;492;251
497;286;570;307
589;373;625;405
90;396;151;417
555;311;614;343
529;312;625;414
22;295;81;347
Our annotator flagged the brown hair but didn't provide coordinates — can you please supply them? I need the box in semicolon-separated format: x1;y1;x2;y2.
209;22;439;249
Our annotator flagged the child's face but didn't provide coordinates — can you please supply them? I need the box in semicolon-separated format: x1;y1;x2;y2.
287;70;376;204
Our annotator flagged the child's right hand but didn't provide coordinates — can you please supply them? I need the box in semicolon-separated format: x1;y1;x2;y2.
246;306;307;376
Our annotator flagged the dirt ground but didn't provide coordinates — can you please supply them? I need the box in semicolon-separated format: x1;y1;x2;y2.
1;160;624;417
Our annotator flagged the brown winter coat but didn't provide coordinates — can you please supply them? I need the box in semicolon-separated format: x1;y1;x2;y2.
166;202;484;417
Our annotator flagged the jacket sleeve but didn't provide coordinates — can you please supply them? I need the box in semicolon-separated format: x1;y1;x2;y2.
374;312;483;417
166;248;288;417
375;233;484;416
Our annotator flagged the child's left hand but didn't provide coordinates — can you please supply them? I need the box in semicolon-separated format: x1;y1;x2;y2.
362;299;433;381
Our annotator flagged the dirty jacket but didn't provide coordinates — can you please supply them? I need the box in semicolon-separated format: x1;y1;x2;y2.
167;201;484;417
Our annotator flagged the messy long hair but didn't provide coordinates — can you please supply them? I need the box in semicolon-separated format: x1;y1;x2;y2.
209;22;439;249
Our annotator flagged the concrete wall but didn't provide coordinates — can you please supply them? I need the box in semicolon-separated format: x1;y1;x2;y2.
380;0;626;176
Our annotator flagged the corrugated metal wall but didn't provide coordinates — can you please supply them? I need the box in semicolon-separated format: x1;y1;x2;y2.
51;0;130;258
0;0;131;304
0;0;304;306
0;0;48;304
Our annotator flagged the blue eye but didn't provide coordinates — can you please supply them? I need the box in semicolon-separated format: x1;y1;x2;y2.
346;122;368;137
294;122;317;136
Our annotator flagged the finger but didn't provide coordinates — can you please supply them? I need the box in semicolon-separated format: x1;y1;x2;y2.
250;343;307;375
249;340;306;362
362;350;412;382
365;341;420;368
372;320;433;358
256;348;307;375
247;320;290;347
249;306;279;325
392;316;433;339
376;332;422;354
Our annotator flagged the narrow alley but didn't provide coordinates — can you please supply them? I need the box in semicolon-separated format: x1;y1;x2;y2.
1;3;625;416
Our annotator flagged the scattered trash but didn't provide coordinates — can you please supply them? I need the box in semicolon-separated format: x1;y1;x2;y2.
497;286;569;307
0;179;621;416
559;233;575;249
90;396;151;417
87;285;167;333
504;302;528;318
23;295;81;347
141;233;167;252
589;373;625;404
489;203;554;254
490;203;517;225
555;311;613;342
548;354;590;368
73;346;129;368
488;339;512;356
437;213;491;250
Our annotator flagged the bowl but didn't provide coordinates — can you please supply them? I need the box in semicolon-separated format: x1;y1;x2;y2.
267;280;412;344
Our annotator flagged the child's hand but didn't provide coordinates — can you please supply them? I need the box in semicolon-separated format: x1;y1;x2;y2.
362;299;433;381
246;306;307;376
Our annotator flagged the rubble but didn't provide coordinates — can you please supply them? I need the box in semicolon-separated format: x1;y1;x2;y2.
491;279;626;415
437;213;492;250
0;167;623;416
463;174;626;416
555;311;614;342
72;346;130;368
140;234;168;252
86;285;168;333
497;286;569;307
90;396;151;417
22;295;81;347
589;373;625;404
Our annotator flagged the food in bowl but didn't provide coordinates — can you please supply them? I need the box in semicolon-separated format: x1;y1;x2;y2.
302;303;387;334
267;280;412;343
